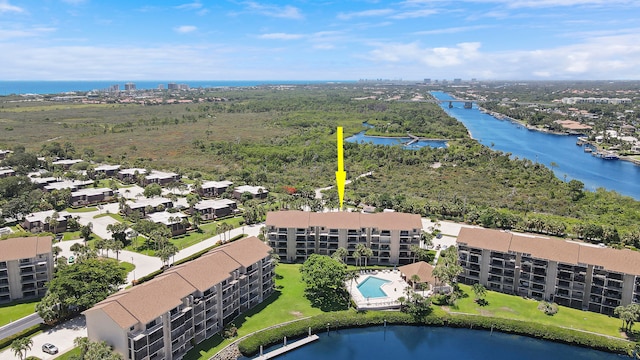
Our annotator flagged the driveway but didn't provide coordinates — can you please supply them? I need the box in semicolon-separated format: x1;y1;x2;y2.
0;316;86;360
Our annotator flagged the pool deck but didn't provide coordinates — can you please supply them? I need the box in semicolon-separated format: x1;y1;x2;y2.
347;270;429;310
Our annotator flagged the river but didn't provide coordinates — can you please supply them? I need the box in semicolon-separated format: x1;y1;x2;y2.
432;91;640;199
245;326;623;360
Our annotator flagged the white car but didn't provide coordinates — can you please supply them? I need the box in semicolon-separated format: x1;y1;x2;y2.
42;343;58;355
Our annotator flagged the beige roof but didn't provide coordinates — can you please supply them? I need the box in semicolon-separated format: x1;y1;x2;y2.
0;236;52;261
87;236;271;329
266;211;312;229
457;227;640;275
399;261;436;285
216;236;272;267
168;251;238;291
509;234;580;265
578;246;640;275
266;210;422;231
457;227;512;253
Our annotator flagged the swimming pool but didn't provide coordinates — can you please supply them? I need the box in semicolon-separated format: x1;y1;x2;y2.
357;276;390;298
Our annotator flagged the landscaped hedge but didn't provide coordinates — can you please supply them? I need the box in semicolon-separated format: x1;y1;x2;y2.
238;310;444;356
0;323;47;350
238;310;634;357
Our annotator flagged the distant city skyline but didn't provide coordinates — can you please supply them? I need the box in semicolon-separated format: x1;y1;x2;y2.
0;0;638;81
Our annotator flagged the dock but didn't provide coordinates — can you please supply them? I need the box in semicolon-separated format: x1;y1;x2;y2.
254;334;319;359
405;133;420;146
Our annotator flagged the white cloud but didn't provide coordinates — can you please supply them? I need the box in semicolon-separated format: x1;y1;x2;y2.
414;25;491;35
337;9;394;20
174;25;197;34
258;33;304;40
365;33;640;79
242;2;303;19
175;1;203;10
391;9;438;19
0;27;55;40
0;0;23;13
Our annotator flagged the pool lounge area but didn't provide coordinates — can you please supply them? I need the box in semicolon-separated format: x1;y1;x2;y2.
347;270;411;310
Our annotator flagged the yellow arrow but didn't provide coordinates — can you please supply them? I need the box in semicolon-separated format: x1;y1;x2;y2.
336;127;346;211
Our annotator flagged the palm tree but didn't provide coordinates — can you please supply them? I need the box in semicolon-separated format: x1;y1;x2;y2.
410;274;421;290
10;338;33;360
345;271;359;294
112;240;124;261
74;337;91;359
332;247;348;263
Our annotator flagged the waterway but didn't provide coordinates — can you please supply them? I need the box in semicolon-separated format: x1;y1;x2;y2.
346;131;447;150
244;326;623;360
431;91;640;199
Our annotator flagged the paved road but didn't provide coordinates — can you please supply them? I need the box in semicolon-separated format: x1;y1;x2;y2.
0;314;42;341
0;316;87;360
314;171;373;199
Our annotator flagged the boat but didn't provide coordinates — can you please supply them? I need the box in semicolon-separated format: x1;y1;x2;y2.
584;147;592;153
603;153;619;160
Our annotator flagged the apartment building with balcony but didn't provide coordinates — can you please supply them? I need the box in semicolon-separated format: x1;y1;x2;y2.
266;210;422;265
457;227;640;315
0;236;53;303
84;236;274;360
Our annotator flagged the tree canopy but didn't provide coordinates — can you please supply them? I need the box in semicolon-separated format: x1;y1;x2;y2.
300;254;348;311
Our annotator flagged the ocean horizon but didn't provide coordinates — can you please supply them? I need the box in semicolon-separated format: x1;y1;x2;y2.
0;80;353;96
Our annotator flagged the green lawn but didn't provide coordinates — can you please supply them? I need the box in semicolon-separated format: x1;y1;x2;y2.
184;263;323;360
65;207;98;213
93;213;125;222
61;231;81;241
0;299;39;327
55;347;81;360
449;284;625;338
120;261;135;274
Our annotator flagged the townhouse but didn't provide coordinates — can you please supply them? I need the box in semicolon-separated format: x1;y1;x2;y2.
198;180;233;198
233;185;268;200
143;171;181;186
70;187;115;207
84;236;274;360
125;197;174;217
457;227;640;315
147;212;189;237
192;199;237;221
266;210;422;265
0;236;54;303
22;210;72;233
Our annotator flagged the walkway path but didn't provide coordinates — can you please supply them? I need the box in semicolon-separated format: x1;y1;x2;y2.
314;171;373;199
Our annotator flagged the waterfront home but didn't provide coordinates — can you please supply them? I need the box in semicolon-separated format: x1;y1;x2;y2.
457;227;640;316
0;236;53;303
22;210;72;233
83;236;274;360
266;210;421;265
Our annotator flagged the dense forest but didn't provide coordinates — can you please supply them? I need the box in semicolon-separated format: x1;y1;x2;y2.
1;84;640;246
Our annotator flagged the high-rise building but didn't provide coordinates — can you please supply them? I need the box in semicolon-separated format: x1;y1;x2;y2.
125;83;136;91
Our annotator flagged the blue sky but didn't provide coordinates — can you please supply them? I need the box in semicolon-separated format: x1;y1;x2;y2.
1;0;639;80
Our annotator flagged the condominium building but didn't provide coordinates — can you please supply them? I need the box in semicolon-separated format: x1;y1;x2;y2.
457;227;640;315
0;236;53;303
266;210;422;265
84;236;274;360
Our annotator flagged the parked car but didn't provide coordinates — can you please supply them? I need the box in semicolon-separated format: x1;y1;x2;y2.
42;343;58;355
67;255;75;264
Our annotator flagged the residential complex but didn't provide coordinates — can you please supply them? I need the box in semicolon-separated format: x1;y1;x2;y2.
266;210;422;265
457;227;640;315
0;236;54;303
84;236;274;360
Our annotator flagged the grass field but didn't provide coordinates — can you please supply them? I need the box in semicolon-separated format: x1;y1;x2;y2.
0;300;39;327
449;284;625;338
183;263;323;360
